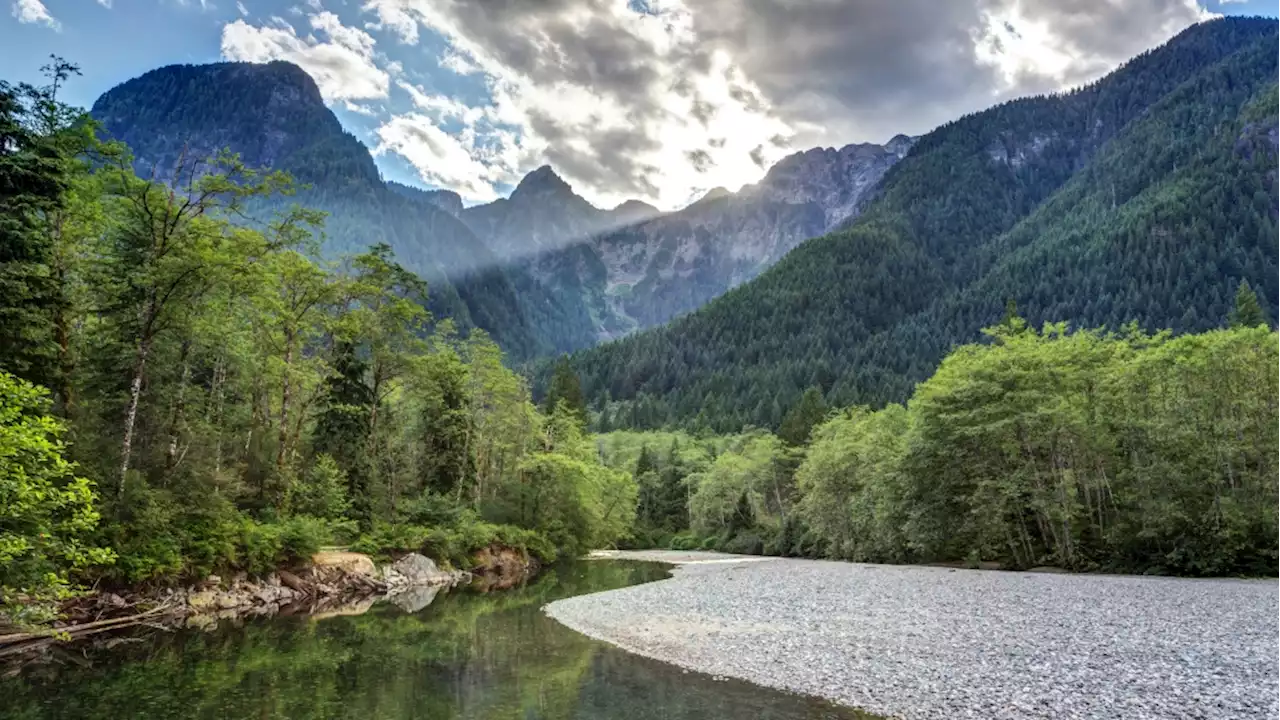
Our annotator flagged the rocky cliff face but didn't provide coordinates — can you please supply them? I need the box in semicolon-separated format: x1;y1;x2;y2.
473;136;916;342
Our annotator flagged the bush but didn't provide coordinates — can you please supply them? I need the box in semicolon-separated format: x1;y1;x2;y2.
667;531;702;551
0;372;114;623
352;520;558;570
722;532;764;556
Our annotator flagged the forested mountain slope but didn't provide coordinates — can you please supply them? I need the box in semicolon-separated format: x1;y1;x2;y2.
90;61;590;359
567;17;1279;432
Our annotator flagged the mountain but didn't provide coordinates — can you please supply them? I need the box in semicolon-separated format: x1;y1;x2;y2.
458;165;647;260
90;60;588;359
565;17;1279;432
470;136;914;345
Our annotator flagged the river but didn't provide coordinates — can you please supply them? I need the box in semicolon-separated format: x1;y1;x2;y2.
1;560;873;720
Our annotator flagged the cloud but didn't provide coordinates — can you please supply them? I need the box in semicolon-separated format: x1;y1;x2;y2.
11;0;59;29
220;11;389;101
236;1;248;16
356;0;1210;209
360;0;794;209
374;113;507;201
97;0;112;8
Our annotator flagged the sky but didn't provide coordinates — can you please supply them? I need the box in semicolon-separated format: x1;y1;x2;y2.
2;0;1276;210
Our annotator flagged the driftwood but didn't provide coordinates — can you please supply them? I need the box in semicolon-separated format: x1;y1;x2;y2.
0;603;178;651
277;570;308;595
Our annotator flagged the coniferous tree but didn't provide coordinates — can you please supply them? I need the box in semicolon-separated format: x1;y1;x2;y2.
543;356;588;426
0;70;71;393
778;387;828;446
1228;279;1267;328
312;342;374;523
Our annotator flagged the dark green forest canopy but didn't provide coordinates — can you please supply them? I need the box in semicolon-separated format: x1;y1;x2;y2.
562;17;1279;433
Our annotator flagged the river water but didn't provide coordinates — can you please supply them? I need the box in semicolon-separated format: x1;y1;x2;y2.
2;560;872;720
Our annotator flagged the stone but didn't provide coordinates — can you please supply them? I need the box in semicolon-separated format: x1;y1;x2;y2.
311;551;377;577
390;553;448;585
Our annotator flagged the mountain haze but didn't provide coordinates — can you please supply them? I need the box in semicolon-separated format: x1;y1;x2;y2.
90;60;915;356
456;137;915;341
90;60;605;358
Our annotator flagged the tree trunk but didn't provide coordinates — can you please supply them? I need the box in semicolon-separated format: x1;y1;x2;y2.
119;337;152;496
276;330;295;472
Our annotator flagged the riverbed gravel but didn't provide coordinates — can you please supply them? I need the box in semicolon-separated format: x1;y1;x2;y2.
545;552;1279;720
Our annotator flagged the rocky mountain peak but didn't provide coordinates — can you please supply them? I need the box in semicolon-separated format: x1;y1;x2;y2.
611;199;662;224
513;165;575;199
694;187;732;205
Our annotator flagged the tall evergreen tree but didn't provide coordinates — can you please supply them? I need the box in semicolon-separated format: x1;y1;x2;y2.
778;387;828;446
0;72;70;393
1228;279;1267;328
543;356;588;426
312;342;374;523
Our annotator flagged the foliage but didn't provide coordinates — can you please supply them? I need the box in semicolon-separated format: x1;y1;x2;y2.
795;323;1278;575
0;62;639;625
0;371;113;624
1228;279;1267;328
542;356;588;427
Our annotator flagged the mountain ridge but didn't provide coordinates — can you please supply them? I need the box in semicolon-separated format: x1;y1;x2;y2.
563;16;1279;431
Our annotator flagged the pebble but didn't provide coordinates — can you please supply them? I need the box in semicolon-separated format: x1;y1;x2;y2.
545;551;1279;720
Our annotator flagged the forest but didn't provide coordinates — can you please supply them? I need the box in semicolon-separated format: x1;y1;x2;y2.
565;18;1279;432
0;62;634;625
604;307;1277;577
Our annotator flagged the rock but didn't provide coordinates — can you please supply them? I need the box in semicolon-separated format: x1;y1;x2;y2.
103;592;128;609
311;551;377;577
390;553;449;585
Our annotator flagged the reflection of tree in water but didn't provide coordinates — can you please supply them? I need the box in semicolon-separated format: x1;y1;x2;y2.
3;561;870;720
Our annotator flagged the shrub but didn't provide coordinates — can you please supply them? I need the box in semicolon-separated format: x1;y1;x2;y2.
0;372;114;623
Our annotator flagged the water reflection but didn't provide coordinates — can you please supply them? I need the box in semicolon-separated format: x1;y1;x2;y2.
2;561;873;720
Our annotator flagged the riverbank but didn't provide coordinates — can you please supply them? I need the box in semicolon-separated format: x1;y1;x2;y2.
545;551;1279;720
1;547;538;659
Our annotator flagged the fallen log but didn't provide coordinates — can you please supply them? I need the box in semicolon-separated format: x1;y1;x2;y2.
0;603;177;649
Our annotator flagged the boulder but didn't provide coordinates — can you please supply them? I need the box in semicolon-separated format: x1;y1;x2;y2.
311;551;377;577
390;553;446;584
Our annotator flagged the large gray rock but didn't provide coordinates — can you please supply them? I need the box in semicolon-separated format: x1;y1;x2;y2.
389;553;447;584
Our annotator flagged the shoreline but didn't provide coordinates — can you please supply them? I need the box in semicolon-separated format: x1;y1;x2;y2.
545;551;1280;720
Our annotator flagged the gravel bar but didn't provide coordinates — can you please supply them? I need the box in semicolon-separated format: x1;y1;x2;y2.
545;551;1279;720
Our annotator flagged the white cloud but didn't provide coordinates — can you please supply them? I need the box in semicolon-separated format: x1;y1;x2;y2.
362;0;794;210
97;0;113;9
353;0;1210;210
236;1;248;16
12;0;60;29
220;12;389;101
374;114;508;202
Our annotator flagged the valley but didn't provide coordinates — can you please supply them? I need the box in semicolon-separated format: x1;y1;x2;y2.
1;10;1276;720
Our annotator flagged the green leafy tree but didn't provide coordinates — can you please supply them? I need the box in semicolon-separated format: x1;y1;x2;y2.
0;371;113;624
312;342;374;523
286;454;351;520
